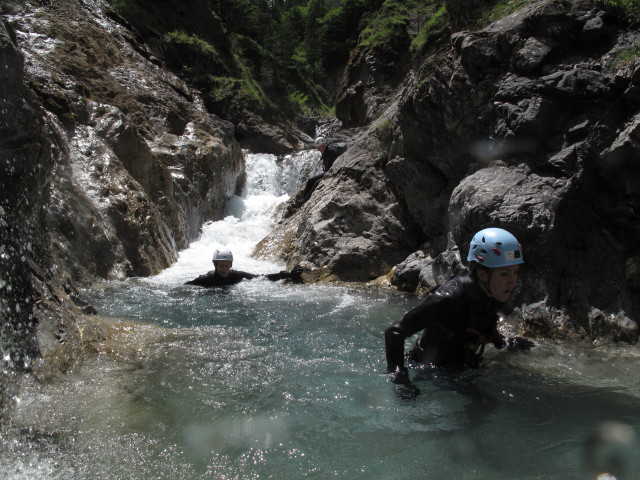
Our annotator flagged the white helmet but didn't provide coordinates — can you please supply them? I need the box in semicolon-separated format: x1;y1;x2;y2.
212;248;233;263
314;136;328;147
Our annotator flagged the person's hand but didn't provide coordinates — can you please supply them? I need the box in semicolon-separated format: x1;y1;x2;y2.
492;333;506;349
289;264;304;282
388;366;421;399
507;336;535;351
464;342;483;368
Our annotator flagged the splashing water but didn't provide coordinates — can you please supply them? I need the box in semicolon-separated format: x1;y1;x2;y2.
2;152;640;480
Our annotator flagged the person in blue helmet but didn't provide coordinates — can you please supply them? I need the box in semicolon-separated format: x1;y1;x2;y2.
185;248;303;287
384;227;533;397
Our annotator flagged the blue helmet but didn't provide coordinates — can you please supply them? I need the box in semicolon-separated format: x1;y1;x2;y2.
467;228;523;267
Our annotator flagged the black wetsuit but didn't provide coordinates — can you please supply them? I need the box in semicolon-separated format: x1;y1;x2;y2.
320;143;348;172
385;276;503;371
185;269;291;288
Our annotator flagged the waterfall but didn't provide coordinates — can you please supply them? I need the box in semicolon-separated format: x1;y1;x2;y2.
149;150;322;286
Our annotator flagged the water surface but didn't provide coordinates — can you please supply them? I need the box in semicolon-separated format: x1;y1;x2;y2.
2;153;639;480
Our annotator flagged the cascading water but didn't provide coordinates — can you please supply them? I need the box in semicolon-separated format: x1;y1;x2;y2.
2;152;640;480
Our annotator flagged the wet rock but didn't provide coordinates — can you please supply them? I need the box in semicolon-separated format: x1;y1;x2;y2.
282;0;640;339
264;135;422;282
391;250;431;293
4;0;245;282
511;37;551;75
0;0;245;376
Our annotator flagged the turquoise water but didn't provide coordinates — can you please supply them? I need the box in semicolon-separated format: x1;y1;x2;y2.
2;153;639;479
6;279;640;480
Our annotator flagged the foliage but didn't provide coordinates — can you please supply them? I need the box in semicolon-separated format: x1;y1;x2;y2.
289;90;311;114
318;0;384;70
410;5;448;54
164;31;224;66
109;0;153;25
596;0;640;24
373;117;393;143
204;74;273;120
106;0;452;119
359;0;410;51
475;0;532;28
611;41;640;68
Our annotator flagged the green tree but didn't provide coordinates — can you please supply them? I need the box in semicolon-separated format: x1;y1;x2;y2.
319;0;383;70
278;6;307;62
304;0;327;69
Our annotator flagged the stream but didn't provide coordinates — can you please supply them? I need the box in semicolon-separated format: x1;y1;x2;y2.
2;152;640;480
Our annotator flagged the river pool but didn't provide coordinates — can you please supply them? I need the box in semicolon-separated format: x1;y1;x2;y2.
2;152;639;480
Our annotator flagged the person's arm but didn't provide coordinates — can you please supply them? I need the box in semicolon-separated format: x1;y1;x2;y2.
264;265;304;282
232;265;304;282
185;272;215;287
385;306;429;399
234;270;259;280
385;302;433;377
384;279;464;395
322;144;347;171
385;288;458;373
322;154;332;172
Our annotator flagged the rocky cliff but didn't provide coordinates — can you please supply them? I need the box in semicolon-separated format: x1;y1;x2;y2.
266;0;640;342
0;0;245;380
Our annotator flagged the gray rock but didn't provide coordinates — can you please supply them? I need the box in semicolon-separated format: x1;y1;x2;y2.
283;0;640;339
0;1;246;377
511;37;551;75
391;250;431;293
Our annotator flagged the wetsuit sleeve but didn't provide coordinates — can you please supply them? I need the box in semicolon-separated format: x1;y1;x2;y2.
185;272;215;287
265;271;290;281
384;281;462;373
235;270;288;282
235;271;259;280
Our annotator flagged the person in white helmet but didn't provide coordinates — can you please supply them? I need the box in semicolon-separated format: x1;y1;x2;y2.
384;227;534;398
286;136;348;215
314;136;347;172
185;248;304;287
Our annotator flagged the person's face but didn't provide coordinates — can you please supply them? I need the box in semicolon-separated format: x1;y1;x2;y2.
478;265;519;302
317;144;327;153
214;260;232;277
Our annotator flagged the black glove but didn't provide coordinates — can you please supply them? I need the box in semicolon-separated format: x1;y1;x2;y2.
289;264;304;282
389;366;421;399
464;342;484;368
507;336;535;351
492;334;507;350
389;365;410;383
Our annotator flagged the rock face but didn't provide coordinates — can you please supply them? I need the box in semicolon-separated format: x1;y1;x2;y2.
1;14;52;379
0;0;245;377
269;0;640;340
274;136;423;282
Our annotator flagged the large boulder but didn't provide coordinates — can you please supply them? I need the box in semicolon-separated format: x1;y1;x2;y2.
259;134;422;282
